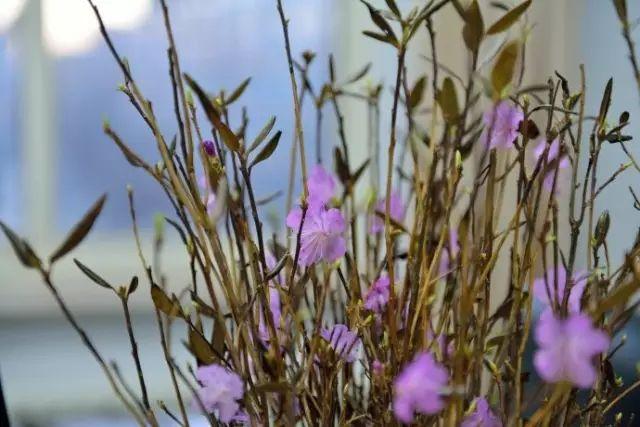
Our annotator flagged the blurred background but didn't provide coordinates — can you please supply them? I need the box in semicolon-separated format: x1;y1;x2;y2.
0;0;639;425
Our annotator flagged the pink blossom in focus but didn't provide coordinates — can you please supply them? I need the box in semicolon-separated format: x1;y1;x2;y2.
286;206;346;267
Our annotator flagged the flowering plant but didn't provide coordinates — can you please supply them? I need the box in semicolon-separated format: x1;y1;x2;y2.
3;0;640;425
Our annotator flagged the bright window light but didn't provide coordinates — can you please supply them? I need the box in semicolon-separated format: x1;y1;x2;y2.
0;0;27;33
43;0;152;57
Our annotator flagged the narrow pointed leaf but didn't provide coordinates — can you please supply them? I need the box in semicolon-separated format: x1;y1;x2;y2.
184;74;240;152
486;0;531;35
151;284;182;317
248;116;276;154
362;30;396;46
73;258;113;289
0;221;40;268
50;194;107;264
225;77;251;105
436;77;460;124
462;0;484;53
345;63;372;85
250;130;282;168
408;75;427;109
385;0;401;17
597;78;613;129
188;327;217;364
491;41;519;97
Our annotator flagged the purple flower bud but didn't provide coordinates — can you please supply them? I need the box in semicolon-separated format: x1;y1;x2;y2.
202;140;217;157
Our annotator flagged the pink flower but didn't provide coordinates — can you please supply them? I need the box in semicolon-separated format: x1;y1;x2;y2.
198;175;217;215
286;206;346;267
194;364;244;422
202;140;217;157
532;138;570;191
461;397;502;427
363;275;390;313
370;191;405;233
393;352;448;423
482;101;523;149
307;164;337;208
532;266;587;313
533;311;609;388
320;324;361;363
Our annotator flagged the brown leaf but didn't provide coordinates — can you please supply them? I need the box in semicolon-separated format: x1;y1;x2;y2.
334;147;350;185
362;30;396;46
73;258;113;290
436;77;460;124
0;221;41;269
250;131;281;169
408;75;427;110
184;74;240;152
188;327;217;365
248;116;277;154
613;0;628;21
225;77;251;105
486;0;532;35
361;0;397;44
151;284;182;318
491;41;519;97
50;194;106;264
462;0;484;54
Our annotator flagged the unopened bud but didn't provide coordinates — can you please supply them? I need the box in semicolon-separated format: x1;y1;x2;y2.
594;210;610;248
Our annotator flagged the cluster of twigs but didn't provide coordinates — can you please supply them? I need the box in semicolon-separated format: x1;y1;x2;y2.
3;0;640;425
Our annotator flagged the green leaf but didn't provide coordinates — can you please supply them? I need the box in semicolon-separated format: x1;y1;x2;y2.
613;0;627;21
436;77;460;124
408;75;427;110
361;0;398;44
50;194;107;264
250;130;282;169
362;30;396;46
344;63;372;85
486;0;532;35
491;41;519;97
0;221;41;269
184;74;241;152
385;0;401;17
462;0;484;54
248;116;277;154
225;77;251;105
73;258;113;290
597;78;613;129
